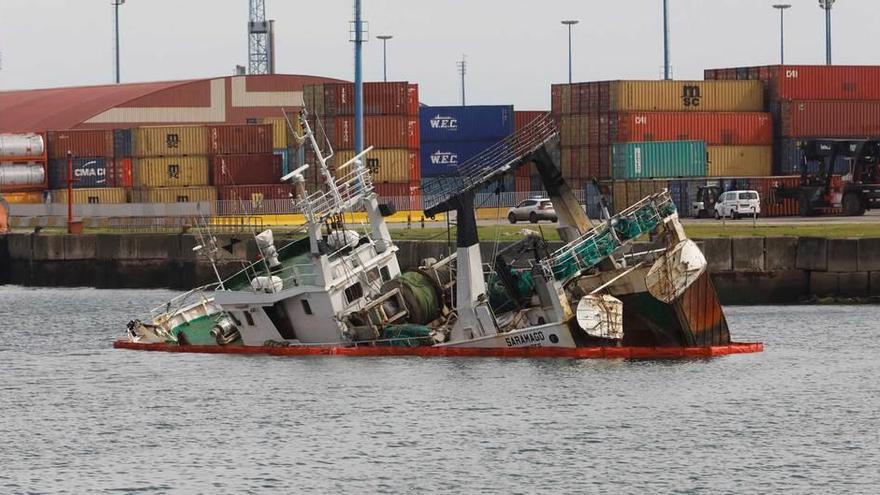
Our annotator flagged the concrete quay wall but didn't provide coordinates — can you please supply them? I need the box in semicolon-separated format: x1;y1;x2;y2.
1;234;878;304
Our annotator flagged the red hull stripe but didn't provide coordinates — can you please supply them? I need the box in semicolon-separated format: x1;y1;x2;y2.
113;341;763;359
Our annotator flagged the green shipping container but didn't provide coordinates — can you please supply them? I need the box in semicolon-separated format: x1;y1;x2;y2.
612;141;707;180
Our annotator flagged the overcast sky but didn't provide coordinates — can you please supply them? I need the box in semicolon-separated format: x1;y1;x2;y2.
1;0;878;109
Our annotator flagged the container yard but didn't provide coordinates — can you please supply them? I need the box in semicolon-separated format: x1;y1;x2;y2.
1;66;879;220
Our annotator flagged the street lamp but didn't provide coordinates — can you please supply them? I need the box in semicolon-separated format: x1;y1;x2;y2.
662;0;670;80
112;0;126;84
561;20;579;84
819;0;835;65
377;35;393;82
773;4;792;64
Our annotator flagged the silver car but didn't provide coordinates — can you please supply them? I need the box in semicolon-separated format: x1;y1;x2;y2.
507;198;557;224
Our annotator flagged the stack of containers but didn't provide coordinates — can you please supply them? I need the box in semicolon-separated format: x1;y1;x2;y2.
303;82;421;208
551;80;773;213
208;123;288;209
46;129;127;204
513;111;547;192
126;126;216;203
419;105;515;194
705;65;880;175
0;133;48;203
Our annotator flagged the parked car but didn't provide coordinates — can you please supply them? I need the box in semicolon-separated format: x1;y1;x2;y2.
714;190;761;219
508;198;557;223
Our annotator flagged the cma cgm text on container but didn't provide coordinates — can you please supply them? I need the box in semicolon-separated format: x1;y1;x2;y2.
419;105;514;143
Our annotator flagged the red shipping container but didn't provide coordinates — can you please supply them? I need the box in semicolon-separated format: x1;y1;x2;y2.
707;65;880;101
374;182;422;210
514;176;531;192
515;111;546;132
212;154;283;186
616;112;773;145
116;158;133;187
334;116;419;150
217;184;293;201
323;82;419;117
48;130;113;159
207;124;273;155
779;100;880;137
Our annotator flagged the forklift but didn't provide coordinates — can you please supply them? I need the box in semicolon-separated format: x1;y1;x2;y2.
774;139;880;216
690;184;722;218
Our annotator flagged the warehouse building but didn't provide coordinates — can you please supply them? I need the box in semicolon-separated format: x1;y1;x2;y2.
0;74;345;133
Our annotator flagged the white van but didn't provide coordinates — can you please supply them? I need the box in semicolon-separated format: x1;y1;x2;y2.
714;190;761;219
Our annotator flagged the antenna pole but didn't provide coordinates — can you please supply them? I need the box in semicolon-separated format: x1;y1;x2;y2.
457;56;467;106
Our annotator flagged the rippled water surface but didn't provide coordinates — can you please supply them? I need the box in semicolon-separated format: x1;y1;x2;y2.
1;286;878;494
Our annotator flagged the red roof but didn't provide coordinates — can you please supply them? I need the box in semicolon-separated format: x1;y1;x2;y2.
0;80;196;133
0;74;347;133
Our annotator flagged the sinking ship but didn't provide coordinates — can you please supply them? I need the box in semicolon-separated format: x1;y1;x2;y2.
116;112;761;359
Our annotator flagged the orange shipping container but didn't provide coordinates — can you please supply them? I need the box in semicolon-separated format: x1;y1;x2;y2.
334;116;419;150
133;156;209;188
207;124;273;155
616;112;773;145
47;130;113;159
335;149;420;183
132;126;208;157
130;186;217;203
0;191;44;204
707;146;772;177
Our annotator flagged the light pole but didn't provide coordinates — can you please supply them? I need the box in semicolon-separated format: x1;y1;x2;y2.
457;56;467;106
377;35;392;82
819;0;835;65
112;0;126;84
773;4;791;64
561;20;579;84
662;0;670;80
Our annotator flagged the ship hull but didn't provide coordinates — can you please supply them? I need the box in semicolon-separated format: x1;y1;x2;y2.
113;339;762;359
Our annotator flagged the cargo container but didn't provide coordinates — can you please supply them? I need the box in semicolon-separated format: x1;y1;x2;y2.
208;124;273;155
775;139;853;176
263;117;294;149
132;126;208;157
303;84;326;117
0;191;43;204
217;184;293;202
211;153;283;186
48;129;113;159
274;149;291;175
515;111;546;132
707;146;772;177
49;187;126;204
335;149;420;183
130;186;217;203
48;157;115;189
113;129;133;158
778;100;880;138
551;80;764;114
420;140;507;177
133;156;209;188
615;112;773;145
419;105;514;143
560;146;610;180
560;115;591;146
0;162;47;190
335;116;419;150
116;158;133;188
610;179;671;214
0;133;46;158
706;65;880;101
323;82;419;117
611;141;707;180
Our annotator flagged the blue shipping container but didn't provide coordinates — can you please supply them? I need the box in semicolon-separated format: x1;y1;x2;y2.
274;149;290;175
776;139;852;176
48;157;111;189
113;129;132;158
419;105;514;143
420;140;508;177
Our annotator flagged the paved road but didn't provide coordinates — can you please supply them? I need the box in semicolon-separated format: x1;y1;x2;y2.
389;209;880;229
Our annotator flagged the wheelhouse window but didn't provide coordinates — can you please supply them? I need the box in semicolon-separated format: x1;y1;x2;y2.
244;311;255;326
301;299;313;315
380;266;391;282
344;282;364;304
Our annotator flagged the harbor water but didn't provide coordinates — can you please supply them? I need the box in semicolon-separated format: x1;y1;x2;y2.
1;286;878;493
